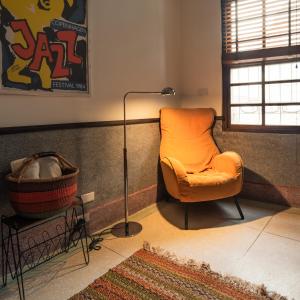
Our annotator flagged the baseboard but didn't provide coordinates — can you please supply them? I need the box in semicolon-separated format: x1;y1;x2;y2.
241;181;300;207
88;184;160;233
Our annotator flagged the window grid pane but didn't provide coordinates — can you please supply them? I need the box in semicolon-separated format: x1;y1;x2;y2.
231;85;262;104
265;105;300;125
265;61;300;81
231;106;262;125
265;82;300;103
231;66;262;83
230;62;300;126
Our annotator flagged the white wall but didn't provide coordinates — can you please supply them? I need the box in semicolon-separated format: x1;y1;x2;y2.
0;0;181;127
180;0;222;116
0;0;224;127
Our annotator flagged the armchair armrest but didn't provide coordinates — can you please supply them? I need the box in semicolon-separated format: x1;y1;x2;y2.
211;151;243;177
160;157;189;184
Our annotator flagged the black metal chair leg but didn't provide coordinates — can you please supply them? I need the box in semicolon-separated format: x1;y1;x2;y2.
234;196;244;220
184;204;189;230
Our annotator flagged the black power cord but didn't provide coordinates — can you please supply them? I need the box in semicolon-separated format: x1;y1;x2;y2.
71;204;115;252
87;228;113;252
76;196;111;252
69;218;104;251
88;235;103;251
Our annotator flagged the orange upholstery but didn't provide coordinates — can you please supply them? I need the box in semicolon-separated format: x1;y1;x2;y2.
160;108;243;202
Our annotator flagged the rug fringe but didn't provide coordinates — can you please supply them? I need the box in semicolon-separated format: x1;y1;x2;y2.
143;241;289;300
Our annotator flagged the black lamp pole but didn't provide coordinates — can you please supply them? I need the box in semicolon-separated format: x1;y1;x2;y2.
111;87;176;237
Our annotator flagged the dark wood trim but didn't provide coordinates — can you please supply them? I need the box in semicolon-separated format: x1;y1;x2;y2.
230;81;262;87
262;63;266;126
228;57;300;67
289;0;292;46
0;118;160;135
222;64;231;131
230;102;300;107
235;0;239;52
223;46;300;64
231;79;300;86
218;115;300;134
0;116;225;135
265;79;300;85
223;124;300;134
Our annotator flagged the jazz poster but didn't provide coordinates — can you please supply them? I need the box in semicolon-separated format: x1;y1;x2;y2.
0;0;89;95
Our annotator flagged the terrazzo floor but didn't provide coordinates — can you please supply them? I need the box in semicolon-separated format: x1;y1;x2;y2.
1;198;300;300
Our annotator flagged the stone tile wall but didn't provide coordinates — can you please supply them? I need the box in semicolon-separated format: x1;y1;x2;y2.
0;123;164;219
213;120;300;207
0;122;165;281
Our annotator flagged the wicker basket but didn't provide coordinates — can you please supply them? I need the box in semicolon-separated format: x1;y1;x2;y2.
6;152;79;219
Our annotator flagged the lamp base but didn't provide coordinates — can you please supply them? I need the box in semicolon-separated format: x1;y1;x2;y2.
111;221;142;237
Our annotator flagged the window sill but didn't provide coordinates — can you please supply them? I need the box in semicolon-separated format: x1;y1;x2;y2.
222;124;300;134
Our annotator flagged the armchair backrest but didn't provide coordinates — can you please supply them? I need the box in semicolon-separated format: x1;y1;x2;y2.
160;108;220;173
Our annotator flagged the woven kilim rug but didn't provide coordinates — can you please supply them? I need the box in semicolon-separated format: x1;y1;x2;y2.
70;243;287;300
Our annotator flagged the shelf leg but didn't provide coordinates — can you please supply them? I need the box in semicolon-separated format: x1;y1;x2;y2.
64;211;69;253
80;201;89;265
1;219;8;287
10;229;25;300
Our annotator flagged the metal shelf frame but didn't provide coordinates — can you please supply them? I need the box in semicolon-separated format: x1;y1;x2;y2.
1;198;89;300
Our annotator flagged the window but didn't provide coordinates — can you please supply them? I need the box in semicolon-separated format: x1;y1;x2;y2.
222;0;300;132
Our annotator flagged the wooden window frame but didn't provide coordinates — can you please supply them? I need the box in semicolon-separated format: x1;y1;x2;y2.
222;0;300;133
223;60;300;133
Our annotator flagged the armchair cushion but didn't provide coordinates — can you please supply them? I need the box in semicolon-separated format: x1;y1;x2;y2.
179;171;242;202
211;151;243;178
160;108;220;173
161;157;188;183
160;157;188;200
188;169;234;187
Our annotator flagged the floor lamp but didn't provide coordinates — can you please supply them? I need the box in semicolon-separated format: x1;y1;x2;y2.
111;87;176;237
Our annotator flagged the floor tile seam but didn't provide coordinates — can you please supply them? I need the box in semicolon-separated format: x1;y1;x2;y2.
242;214;275;257
133;209;159;221
101;244;128;259
241;223;268;232
262;231;300;244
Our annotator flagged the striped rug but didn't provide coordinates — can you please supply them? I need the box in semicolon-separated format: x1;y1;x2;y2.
70;243;287;300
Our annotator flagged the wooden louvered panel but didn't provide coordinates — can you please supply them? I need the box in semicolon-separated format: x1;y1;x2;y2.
222;0;300;58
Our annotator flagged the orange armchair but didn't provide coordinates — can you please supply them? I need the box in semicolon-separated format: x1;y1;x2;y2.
160;108;244;229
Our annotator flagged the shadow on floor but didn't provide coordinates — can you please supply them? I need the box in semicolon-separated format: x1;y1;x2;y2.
156;197;287;230
156;166;291;230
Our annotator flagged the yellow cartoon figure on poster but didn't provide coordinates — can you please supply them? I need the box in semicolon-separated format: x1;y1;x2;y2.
0;0;88;92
